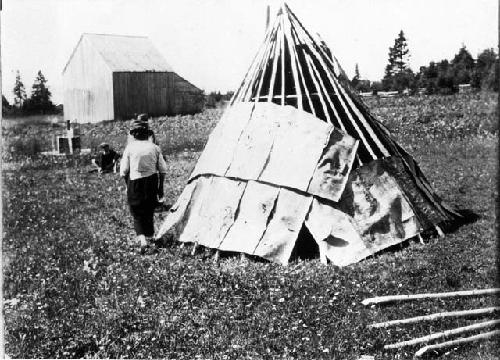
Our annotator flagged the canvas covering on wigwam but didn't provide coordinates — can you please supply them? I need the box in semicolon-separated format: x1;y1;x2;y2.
157;101;447;266
156;3;461;266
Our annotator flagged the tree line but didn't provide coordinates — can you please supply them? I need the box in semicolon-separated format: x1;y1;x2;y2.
205;91;234;108
4;32;497;117
351;30;498;95
2;70;60;117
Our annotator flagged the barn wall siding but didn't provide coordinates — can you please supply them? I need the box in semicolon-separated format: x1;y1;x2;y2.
113;72;174;119
63;37;114;123
172;73;205;115
113;72;204;119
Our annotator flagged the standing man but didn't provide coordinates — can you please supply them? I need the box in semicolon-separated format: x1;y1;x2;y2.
120;114;167;252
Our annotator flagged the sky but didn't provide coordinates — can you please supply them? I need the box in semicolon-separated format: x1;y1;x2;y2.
1;0;498;104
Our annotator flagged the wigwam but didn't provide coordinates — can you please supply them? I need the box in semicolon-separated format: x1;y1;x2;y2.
156;3;462;266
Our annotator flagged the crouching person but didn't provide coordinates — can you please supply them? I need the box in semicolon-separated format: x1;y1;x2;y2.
91;143;120;173
120;116;167;253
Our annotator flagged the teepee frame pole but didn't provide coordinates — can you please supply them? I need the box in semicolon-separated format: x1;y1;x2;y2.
292;13;377;158
288;25;314;114
362;288;500;306
418;233;425;244
435;225;445;237
304;53;332;123
307;50;344;129
267;22;281;102
296;30;343;128
282;11;302;110
235;13;278;104
191;242;198;256
266;5;270;30
288;4;393;159
213;250;220;263
280;13;285;106
252;22;279;102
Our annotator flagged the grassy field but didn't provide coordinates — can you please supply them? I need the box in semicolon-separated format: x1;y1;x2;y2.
2;91;498;359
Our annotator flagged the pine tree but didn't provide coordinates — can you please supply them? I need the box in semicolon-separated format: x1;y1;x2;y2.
28;70;54;114
354;63;360;80
351;63;360;89
451;45;474;84
385;31;410;76
13;70;27;109
382;30;413;91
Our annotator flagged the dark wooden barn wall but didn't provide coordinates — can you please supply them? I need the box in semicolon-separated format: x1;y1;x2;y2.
113;72;173;119
171;73;205;115
113;72;204;119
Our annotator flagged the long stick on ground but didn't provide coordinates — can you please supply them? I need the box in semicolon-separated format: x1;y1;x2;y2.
191;242;199;256
384;319;500;349
369;307;500;328
415;329;500;357
362;288;500;306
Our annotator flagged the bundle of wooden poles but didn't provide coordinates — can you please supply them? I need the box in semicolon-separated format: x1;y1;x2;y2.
363;288;500;357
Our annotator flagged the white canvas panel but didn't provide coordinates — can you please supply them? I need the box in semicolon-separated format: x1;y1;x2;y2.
155;180;197;239
177;176;216;243
358;170;420;245
253;188;313;265
225;103;282;179
258;104;332;191
305;198;366;267
190;102;254;179
307;129;359;202
218;181;280;254
338;160;421;257
182;177;246;249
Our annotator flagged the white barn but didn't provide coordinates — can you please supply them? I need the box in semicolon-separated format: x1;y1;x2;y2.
62;33;204;123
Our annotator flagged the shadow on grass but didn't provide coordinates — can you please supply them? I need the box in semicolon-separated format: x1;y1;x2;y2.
446;208;481;233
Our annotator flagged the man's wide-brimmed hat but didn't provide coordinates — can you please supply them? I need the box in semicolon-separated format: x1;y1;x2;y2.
130;118;149;132
136;113;149;122
99;142;109;148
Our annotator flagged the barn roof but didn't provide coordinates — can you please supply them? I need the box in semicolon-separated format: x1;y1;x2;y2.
63;33;173;73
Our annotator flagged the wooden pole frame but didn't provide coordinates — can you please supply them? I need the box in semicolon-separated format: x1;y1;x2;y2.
191;242;198;256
